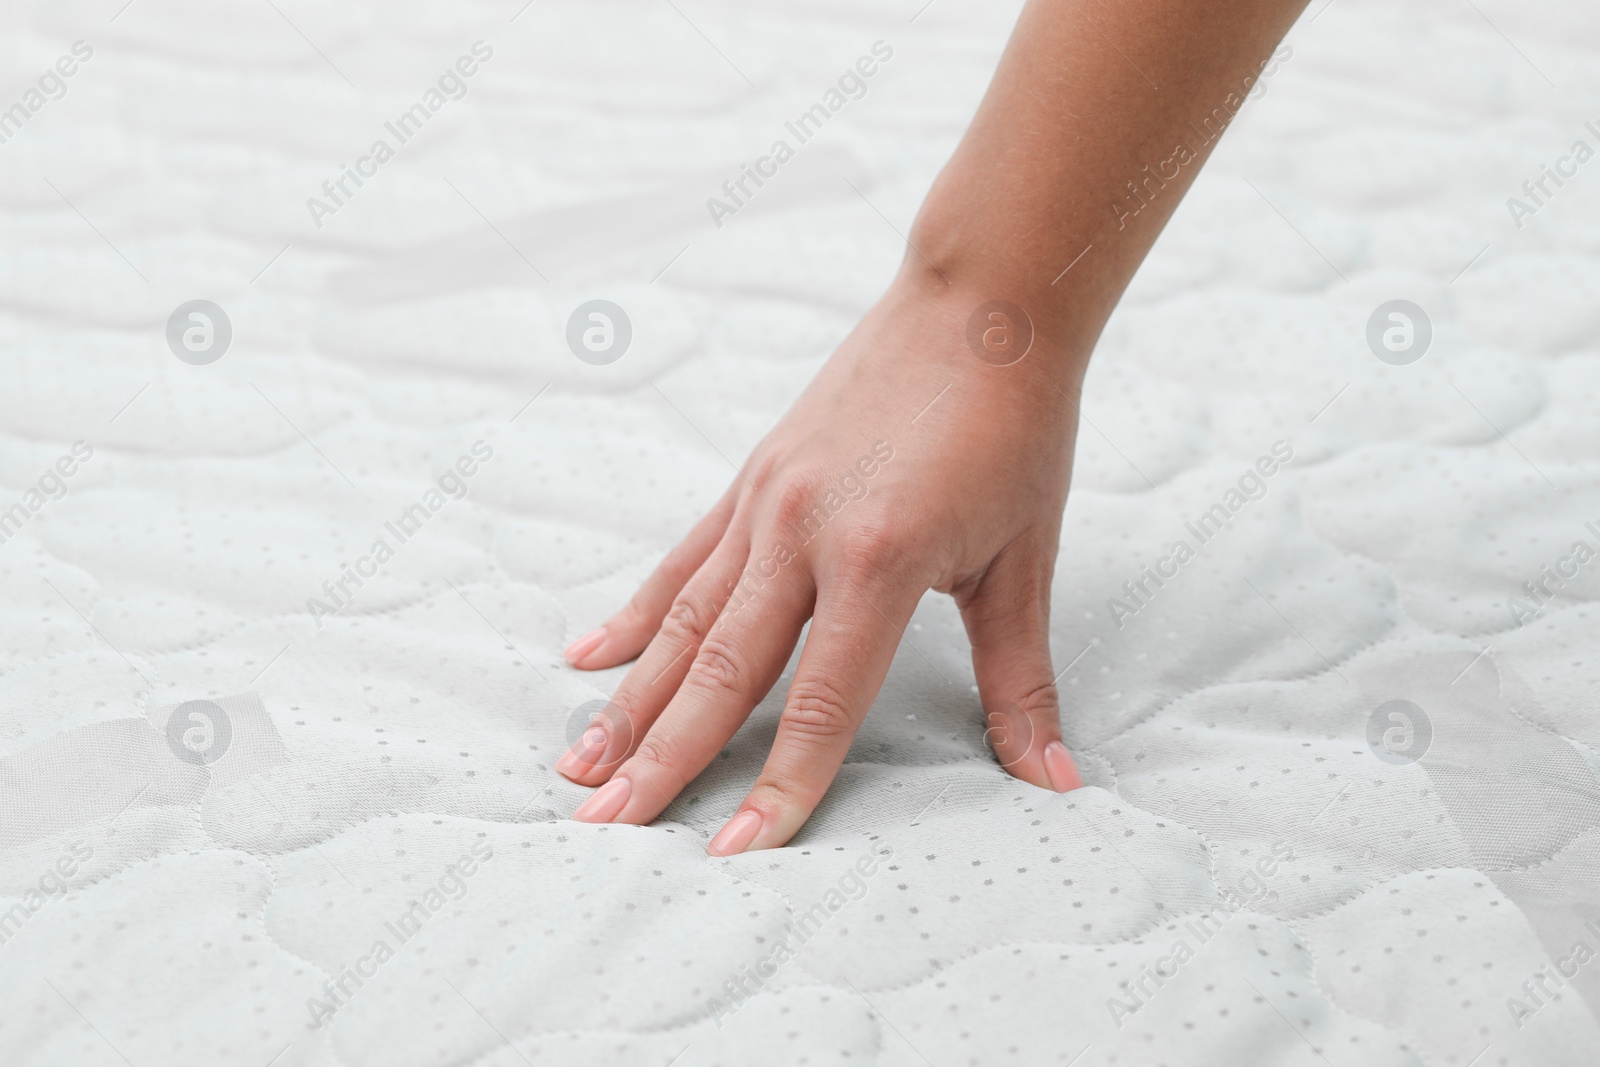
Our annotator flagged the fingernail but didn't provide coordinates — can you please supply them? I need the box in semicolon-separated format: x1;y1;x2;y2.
573;776;631;823
1043;740;1083;793
555;725;608;779
707;809;763;857
564;627;607;666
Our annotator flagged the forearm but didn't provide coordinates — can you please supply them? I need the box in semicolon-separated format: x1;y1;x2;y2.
562;0;1321;847
903;0;1310;371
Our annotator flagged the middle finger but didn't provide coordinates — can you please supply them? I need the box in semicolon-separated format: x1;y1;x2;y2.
583;543;816;825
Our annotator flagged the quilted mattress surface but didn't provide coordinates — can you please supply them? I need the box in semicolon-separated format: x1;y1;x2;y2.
2;0;1599;1064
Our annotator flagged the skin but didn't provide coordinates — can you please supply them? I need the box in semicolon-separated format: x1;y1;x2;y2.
560;0;1312;855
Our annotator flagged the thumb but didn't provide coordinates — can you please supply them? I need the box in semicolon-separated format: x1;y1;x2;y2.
957;540;1082;793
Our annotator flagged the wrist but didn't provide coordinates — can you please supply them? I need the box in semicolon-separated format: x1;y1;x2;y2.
879;243;1098;395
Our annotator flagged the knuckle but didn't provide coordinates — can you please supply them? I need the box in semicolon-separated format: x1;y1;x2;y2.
748;777;811;816
659;596;710;646
689;639;745;696
630;734;688;788
771;476;826;532
833;519;908;578
985;681;1059;764
1013;680;1062;722
603;690;648;738
781;677;857;742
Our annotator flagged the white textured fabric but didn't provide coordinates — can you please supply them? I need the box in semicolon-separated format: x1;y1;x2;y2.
2;1;1598;1065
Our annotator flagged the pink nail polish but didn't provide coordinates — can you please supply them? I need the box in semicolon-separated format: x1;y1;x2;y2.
1043;740;1082;792
555;725;608;779
573;776;631;823
564;627;607;666
707;809;763;857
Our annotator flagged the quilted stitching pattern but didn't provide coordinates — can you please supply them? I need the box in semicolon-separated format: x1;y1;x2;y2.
1;1;1597;1064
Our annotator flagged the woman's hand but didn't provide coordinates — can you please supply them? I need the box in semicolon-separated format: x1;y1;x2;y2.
556;273;1086;855
554;0;1311;853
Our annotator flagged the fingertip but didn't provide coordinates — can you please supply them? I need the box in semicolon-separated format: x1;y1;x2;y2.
555;713;634;786
572;776;632;823
563;626;609;668
553;748;587;781
984;699;1060;788
1043;739;1083;792
554;724;607;782
707;808;763;857
715;788;812;856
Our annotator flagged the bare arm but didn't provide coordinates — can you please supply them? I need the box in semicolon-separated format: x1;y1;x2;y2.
559;0;1312;854
913;0;1308;364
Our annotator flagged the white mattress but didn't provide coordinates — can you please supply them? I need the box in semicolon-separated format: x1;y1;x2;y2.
3;0;1599;1064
